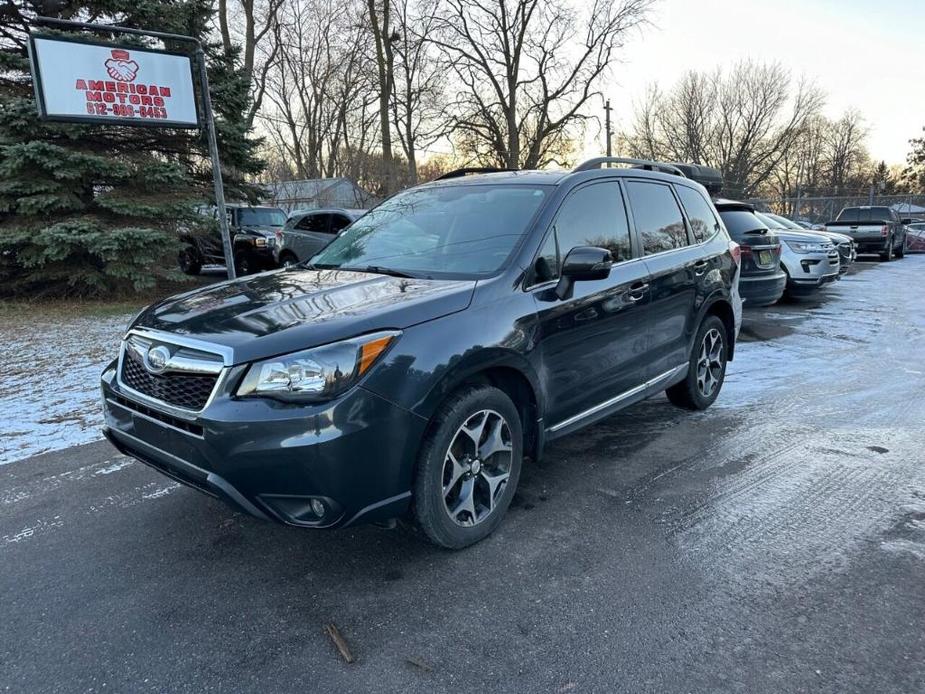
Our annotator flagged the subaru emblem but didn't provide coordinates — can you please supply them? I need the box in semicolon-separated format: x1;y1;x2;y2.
144;345;171;374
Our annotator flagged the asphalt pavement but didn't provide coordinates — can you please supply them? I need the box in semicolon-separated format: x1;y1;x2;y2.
2;257;924;694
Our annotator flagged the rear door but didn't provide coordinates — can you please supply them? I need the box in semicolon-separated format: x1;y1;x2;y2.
532;180;652;433
292;212;332;260
624;180;702;379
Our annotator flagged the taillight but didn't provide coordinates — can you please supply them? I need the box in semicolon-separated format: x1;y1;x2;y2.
729;240;741;265
275;229;283;243
774;243;782;255
881;225;889;237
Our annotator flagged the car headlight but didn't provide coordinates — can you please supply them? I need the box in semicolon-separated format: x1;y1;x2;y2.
255;236;268;248
785;240;827;254
236;330;400;402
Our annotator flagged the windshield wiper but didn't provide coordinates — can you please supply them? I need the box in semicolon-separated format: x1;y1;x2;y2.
341;265;417;279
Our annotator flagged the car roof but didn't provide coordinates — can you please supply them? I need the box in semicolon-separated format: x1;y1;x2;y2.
713;198;755;211
414;166;707;190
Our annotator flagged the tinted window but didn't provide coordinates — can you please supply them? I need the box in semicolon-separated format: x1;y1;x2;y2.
534;232;559;283
754;212;785;230
626;181;688;254
238;208;286;227
330;215;352;233
718;209;767;240
312;184;548;278
837;208;858;222
676;185;720;242
862;207;893;223
554;182;632;264
297;213;329;232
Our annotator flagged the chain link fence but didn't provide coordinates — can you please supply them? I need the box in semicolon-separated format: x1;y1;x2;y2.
749;194;925;225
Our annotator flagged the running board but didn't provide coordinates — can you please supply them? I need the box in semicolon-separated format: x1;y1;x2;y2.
547;363;688;435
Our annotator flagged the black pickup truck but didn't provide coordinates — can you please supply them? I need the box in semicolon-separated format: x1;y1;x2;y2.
178;204;288;275
824;206;906;261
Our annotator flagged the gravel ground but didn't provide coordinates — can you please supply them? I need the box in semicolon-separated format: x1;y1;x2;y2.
1;257;923;693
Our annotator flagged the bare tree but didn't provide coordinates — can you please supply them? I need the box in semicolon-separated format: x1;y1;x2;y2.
366;0;398;194
623;62;824;197
390;0;448;184
824;109;869;195
217;0;286;128
431;0;653;169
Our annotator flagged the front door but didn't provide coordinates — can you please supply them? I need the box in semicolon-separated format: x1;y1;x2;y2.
531;180;653;434
293;212;332;260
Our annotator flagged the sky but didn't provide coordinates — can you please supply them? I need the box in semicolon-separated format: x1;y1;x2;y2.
600;0;925;165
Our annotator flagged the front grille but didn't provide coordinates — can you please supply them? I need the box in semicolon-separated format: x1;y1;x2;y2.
121;350;218;411
109;394;205;436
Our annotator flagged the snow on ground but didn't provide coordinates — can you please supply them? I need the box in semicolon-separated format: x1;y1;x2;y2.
0;309;134;465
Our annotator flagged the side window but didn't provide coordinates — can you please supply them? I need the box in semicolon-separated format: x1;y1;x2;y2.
676;185;720;243
330;215;351;233
296;213;329;232
534;232;559;283
555;181;632;261
626;181;688;255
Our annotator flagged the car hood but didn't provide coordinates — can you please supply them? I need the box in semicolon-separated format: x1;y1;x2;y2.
237;225;280;236
133;268;476;364
777;230;832;244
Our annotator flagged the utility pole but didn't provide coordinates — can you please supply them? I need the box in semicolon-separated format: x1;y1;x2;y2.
604;100;613;157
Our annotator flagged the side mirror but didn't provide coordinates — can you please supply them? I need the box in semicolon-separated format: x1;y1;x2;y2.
555;246;612;300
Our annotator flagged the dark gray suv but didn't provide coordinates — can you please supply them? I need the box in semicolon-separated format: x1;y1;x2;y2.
101;158;742;549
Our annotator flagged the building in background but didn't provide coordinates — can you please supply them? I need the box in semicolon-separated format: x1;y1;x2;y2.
264;178;378;213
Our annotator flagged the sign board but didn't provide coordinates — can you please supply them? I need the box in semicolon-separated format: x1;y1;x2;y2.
28;35;200;128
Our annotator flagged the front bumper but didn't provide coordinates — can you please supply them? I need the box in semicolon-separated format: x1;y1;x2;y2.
101;362;427;528
785;252;840;294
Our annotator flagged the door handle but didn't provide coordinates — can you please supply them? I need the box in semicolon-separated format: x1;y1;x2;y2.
693;259;709;276
625;282;649;301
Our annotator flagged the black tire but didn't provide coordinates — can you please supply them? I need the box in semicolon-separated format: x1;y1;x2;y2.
279;251;299;268
896;239;905;258
178;246;202;276
235;251;255;275
413;385;523;549
666;315;728;411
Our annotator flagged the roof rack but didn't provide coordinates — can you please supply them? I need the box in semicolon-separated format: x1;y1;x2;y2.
668;163;724;195
435;167;518;180
571;157;686;177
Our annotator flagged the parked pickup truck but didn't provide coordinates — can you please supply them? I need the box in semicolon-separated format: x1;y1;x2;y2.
824;206;906;261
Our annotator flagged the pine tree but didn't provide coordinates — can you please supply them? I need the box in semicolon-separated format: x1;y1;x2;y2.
0;2;263;297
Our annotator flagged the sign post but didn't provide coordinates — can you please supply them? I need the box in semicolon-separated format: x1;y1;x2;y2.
28;18;237;279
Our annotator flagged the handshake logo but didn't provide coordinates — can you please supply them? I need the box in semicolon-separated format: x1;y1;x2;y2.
104;49;139;83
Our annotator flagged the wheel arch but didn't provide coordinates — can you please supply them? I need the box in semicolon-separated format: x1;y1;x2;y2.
415;351;545;463
699;294;737;361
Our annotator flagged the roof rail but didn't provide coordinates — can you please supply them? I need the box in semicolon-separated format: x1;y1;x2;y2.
571;157;686;177
435;167;518;180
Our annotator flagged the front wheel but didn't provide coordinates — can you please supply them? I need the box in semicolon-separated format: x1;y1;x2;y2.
235;251;256;275
666;315;728;411
178;246;202;275
895;239;905;258
413;385;523;549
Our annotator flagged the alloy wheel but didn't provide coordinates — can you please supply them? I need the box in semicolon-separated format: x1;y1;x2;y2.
442;409;513;527
696;328;724;398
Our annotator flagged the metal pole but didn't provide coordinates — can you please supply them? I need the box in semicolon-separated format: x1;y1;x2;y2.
195;48;236;279
604;100;613;157
33;16;236;280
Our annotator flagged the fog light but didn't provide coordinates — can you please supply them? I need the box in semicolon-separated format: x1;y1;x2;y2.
311;499;326;517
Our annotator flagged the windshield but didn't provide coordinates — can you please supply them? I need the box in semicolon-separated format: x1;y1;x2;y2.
768;213;802;230
754;212;785;229
310;184;549;278
238;208;286;227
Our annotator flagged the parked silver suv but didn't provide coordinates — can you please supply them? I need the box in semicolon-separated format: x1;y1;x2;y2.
273;208;367;267
754;212;839;298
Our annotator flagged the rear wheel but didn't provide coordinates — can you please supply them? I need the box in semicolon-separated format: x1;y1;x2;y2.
413;385;522;549
178;246;202;275
666;315;728;411
896;238;905;258
880;239;894;262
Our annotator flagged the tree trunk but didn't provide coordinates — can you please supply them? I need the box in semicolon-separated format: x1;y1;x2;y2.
367;0;395;195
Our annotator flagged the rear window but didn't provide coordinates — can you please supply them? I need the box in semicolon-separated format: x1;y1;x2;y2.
717;209;767;240
837;207;893;223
